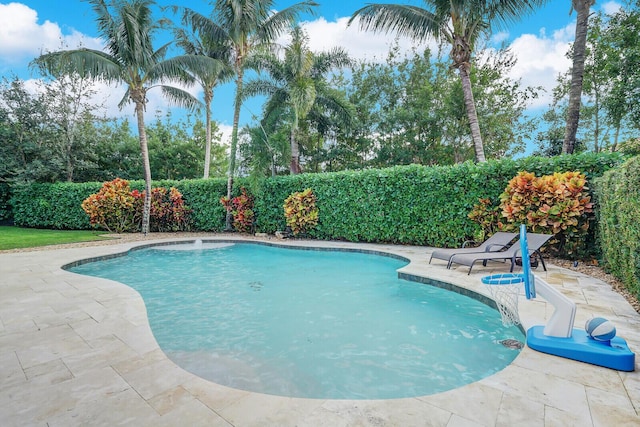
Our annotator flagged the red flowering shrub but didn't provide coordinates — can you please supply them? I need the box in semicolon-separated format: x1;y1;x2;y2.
220;187;254;233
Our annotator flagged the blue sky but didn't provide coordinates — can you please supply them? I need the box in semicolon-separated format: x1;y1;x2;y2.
0;1;622;146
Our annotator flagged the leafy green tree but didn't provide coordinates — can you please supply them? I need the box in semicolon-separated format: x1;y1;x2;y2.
331;45;538;167
34;0;202;234
168;5;234;178
85;119;141;181
0;78;48;183
244;26;352;173
599;4;640;146
544;5;639;153
240;113;289;179
146;112;226;179
35;67;108;182
203;0;317;229
563;0;595;154
350;0;549;163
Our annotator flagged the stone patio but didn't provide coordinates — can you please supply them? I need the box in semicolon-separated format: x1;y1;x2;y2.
1;235;638;426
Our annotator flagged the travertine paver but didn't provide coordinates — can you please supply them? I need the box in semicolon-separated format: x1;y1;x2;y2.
1;235;638;426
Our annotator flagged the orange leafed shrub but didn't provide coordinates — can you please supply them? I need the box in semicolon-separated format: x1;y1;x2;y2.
283;188;319;235
81;178;141;232
470;171;594;258
82;178;191;233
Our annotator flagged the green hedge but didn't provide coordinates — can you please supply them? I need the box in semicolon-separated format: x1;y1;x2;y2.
0;183;12;223
256;152;623;248
11;182;103;229
10;152;623;250
175;178;235;231
594;156;640;299
11;177;246;232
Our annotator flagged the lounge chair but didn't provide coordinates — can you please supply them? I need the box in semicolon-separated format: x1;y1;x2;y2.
448;232;553;274
429;232;518;267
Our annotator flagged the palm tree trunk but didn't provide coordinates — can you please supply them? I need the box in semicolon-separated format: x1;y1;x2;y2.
203;88;213;179
225;69;244;231
458;63;486;162
134;98;152;235
563;0;594;154
290;123;302;174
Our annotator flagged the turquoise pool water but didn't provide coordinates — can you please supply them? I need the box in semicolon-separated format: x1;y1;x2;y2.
69;242;524;399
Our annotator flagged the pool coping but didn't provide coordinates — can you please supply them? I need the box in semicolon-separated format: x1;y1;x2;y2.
1;234;639;426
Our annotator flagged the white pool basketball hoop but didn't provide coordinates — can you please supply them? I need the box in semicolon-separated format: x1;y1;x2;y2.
481;273;523;326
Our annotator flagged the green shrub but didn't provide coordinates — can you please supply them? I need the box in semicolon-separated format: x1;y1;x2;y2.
0;183;12;223
12;181;102;229
594;156;640;300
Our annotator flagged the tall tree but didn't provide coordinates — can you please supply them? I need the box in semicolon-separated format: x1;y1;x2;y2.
168;6;234;178
244;26;352;173
562;0;595;154
204;0;318;229
349;0;549;163
34;0;202;234
600;5;640;146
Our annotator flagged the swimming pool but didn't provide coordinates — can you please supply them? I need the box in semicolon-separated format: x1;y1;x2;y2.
68;242;524;399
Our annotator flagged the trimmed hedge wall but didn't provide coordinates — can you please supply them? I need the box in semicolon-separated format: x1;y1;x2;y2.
594;156;640;299
256;152;624;248
11;182;103;229
11;152;623;250
0;183;12;223
10;177;244;232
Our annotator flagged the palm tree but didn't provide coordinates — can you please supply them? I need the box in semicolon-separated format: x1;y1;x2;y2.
168;7;234;178
210;0;318;229
244;26;352;173
350;0;549;163
35;0;203;234
563;0;595;154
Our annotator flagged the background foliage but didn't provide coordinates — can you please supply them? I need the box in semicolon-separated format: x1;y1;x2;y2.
11;153;622;246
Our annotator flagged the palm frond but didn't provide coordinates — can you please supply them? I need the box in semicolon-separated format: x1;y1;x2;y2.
312;48;352;77
349;4;442;42
258;1;319;43
34;49;124;83
242;78;281;100
485;0;551;29
159;85;202;111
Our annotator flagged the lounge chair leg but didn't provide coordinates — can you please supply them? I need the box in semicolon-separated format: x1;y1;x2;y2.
537;250;547;271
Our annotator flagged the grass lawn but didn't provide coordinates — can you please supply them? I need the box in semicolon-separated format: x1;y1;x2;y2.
0;226;113;250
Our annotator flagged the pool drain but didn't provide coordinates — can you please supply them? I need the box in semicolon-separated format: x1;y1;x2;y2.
500;339;524;350
249;281;263;291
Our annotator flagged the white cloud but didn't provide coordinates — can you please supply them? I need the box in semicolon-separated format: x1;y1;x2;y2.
506;24;574;109
0;2;102;65
601;1;622;15
217;123;233;148
296;15;575;111
299;16;437;62
491;31;510;45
